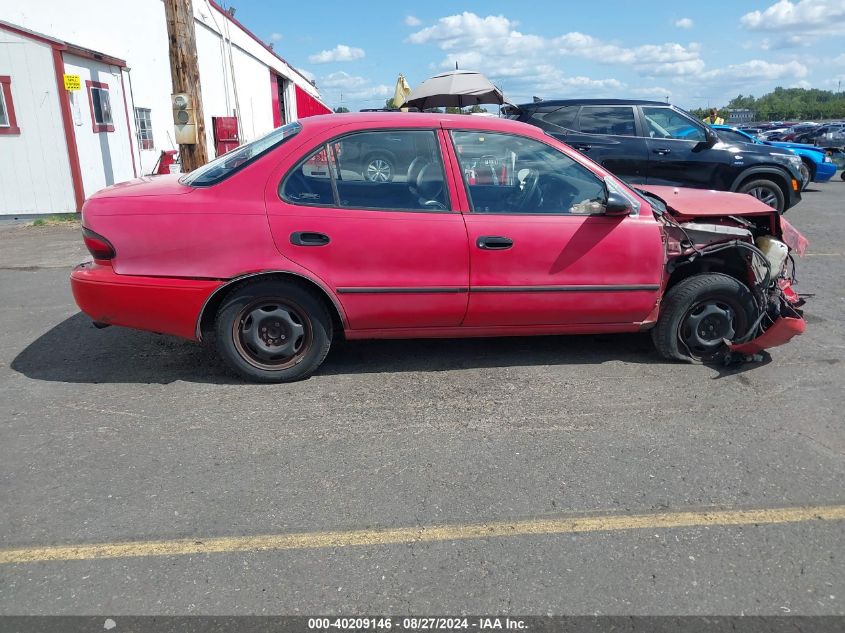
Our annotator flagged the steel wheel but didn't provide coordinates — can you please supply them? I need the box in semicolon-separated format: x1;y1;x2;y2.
678;299;737;360
232;298;312;371
364;157;393;183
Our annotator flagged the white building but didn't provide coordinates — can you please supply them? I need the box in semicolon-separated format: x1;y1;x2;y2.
0;0;330;217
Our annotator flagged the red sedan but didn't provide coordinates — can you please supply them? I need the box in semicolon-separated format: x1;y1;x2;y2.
71;113;807;382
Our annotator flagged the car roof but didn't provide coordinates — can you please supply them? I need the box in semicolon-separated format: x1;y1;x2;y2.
294;112;541;135
515;98;668;109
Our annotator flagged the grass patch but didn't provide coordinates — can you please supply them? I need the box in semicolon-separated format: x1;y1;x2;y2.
31;214;79;227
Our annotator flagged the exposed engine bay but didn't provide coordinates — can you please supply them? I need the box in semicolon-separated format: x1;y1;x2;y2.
640;186;808;362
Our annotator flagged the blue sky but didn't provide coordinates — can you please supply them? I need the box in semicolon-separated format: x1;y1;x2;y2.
228;0;845;112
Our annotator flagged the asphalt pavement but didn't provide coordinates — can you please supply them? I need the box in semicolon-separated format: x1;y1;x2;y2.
0;180;843;615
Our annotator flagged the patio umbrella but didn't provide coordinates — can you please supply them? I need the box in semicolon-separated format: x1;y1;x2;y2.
404;69;503;110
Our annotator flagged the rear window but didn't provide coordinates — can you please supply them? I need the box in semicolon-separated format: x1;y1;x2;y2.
181;122;301;186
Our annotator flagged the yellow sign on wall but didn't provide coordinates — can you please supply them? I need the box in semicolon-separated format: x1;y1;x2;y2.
63;74;81;91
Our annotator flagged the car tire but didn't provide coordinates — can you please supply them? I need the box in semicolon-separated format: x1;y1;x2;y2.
737;178;785;213
363;152;394;183
215;279;332;383
651;273;757;364
841;170;845;181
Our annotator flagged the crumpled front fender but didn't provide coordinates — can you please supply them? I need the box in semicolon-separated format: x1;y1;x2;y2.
729;316;807;355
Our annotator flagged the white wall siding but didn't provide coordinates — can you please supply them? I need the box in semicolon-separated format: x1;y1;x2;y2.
62;54;135;195
0;29;75;214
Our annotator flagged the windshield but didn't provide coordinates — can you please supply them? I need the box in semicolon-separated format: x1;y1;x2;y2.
181;122;302;186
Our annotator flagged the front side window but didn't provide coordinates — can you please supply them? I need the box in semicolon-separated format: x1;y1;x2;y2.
282;129;449;212
0;75;20;135
577;106;636;136
641;107;705;142
86;81;114;132
451;131;607;215
134;107;153;150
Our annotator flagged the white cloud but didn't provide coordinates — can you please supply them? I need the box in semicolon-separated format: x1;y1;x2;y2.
270;32;282;42
674;17;694;29
741;0;845;35
404;15;422;27
319;71;392;101
408;12;704;82
308;44;365;64
701;59;808;83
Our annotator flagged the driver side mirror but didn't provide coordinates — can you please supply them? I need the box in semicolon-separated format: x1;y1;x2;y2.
703;127;718;148
603;191;633;216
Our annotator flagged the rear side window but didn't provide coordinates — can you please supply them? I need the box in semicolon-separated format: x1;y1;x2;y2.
536;106;579;131
281;130;449;212
577;106;636;136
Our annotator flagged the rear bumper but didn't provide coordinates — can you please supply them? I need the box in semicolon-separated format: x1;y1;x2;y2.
70;262;223;341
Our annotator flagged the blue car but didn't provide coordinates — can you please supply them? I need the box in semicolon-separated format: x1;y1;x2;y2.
713;125;836;189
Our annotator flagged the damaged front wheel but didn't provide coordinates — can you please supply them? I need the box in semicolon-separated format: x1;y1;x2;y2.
652;273;756;363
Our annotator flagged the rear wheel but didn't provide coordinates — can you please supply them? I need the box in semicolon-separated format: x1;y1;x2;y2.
737;178;785;213
652;273;756;363
215;280;332;382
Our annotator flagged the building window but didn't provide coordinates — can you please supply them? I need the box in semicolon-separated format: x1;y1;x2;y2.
86;80;114;133
0;76;21;135
134;107;153;150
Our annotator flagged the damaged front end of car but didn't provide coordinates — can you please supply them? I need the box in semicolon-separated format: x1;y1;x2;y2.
647;188;808;362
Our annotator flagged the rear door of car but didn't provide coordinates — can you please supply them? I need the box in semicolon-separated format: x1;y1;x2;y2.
537;104;649;184
265;125;470;331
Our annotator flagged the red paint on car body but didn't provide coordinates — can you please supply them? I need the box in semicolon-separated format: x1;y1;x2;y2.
70;113;807;361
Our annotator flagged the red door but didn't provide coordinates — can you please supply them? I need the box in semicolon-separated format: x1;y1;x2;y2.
445;128;665;327
212;116;240;156
265;127;469;331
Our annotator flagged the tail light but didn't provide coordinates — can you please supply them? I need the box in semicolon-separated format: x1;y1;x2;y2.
82;227;116;260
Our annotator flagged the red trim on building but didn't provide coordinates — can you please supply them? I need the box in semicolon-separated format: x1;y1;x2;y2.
119;71;138;177
295;84;332;119
270;71;281;128
52;49;85;211
0;76;21;135
86;79;115;133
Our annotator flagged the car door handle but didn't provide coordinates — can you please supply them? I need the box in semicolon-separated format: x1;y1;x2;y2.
653;148;671;155
290;231;330;246
573;144;591;152
476;236;513;250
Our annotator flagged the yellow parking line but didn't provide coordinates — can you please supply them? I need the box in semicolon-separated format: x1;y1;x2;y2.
2;505;844;565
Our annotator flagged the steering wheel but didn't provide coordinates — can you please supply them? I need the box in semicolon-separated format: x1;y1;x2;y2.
511;168;541;211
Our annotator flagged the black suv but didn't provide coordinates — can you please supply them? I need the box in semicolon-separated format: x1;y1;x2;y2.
505;99;803;213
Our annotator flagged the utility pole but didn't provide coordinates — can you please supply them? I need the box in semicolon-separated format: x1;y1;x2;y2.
164;0;208;171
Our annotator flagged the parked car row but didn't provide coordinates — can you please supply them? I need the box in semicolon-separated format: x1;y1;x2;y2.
711;125;836;189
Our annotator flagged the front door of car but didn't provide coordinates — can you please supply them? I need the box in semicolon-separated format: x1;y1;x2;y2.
547;105;649;184
445;129;665;327
640;106;721;188
266;128;469;330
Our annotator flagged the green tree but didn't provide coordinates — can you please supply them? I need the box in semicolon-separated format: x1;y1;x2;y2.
333;106;350;113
